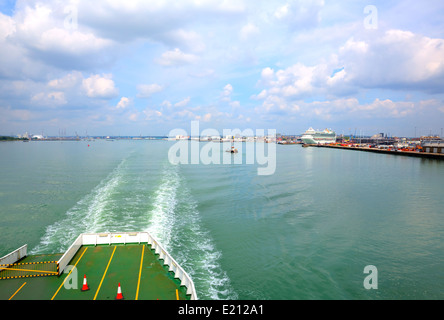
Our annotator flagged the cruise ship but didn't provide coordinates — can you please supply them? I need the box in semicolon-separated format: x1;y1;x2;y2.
301;127;336;145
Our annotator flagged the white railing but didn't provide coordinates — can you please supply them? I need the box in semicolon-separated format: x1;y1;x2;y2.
0;244;27;266
144;233;197;300
57;234;83;275
57;232;197;300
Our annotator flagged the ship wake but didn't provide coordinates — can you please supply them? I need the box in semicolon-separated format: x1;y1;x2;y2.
146;163;237;300
30;157;129;255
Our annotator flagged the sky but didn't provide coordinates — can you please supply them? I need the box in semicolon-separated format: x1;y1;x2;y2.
0;0;443;137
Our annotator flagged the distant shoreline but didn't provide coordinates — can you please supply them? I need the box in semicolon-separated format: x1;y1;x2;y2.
0;136;27;142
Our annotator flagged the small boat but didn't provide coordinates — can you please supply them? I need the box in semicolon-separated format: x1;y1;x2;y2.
228;146;238;153
226;142;238;153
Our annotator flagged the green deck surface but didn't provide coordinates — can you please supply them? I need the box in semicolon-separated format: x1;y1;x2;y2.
0;244;190;300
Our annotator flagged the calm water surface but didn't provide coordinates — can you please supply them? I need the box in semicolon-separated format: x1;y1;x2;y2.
0;140;443;299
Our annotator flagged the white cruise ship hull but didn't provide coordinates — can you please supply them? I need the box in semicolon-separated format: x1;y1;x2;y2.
301;127;336;145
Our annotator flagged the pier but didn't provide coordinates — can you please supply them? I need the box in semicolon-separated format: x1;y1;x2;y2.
307;144;444;160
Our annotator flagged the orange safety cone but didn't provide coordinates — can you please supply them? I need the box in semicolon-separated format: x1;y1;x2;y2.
115;283;124;300
81;274;90;291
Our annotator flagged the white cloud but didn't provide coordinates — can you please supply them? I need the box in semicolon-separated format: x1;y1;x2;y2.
161;100;172;109
1;1;444;136
359;99;416;118
13;3;113;61
82;74;118;99
174;97;191;108
251;89;267;100
255;62;329;100
274;4;289;20
326;68;346;86
255;96;431;122
338;29;444;91
143;108;163;121
128;113;139;122
220;84;241;109
164;29;206;53
156;48;199;67
255;94;301;116
0;106;33;122
116;97;131;110
230;101;240;108
240;23;259;40
196;113;212;122
261;67;274;83
0;11;50;79
273;0;325;29
136;84;164;98
220;84;241;114
0;12;15;39
216;0;246;13
254;28;444;113
222;84;233;100
36;28;112;55
188;69;215;78
203;113;212;122
339;37;368;54
0;2;116;80
48;71;83;89
31;91;67;107
44;71;120;104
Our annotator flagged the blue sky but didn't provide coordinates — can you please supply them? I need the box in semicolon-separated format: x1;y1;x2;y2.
0;0;443;137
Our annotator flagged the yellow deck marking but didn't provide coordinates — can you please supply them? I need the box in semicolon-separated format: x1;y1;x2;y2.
8;282;27;300
93;245;117;300
135;245;145;300
0;267;58;274
51;247;88;300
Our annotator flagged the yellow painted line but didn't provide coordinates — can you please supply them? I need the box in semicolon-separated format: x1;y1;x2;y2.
8;282;27;300
0;267;58;274
93;246;117;300
135;245;145;300
176;289;179;300
51;247;88;300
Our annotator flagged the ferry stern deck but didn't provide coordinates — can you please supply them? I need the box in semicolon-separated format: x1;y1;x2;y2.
0;233;196;300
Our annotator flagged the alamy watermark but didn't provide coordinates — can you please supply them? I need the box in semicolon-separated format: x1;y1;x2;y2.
63;265;78;290
64;5;78;30
363;265;378;290
167;121;276;176
364;5;378;30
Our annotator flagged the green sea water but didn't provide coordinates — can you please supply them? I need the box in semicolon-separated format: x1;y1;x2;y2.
0;140;443;299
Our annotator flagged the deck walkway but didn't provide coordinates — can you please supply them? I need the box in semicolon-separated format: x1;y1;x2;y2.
0;244;190;300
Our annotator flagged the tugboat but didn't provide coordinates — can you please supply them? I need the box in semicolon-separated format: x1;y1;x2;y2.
226;140;238;153
228;146;238;153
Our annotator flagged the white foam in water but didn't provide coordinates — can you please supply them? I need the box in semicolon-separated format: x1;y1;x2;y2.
84;168;122;233
30;158;128;255
146;163;180;248
146;163;237;300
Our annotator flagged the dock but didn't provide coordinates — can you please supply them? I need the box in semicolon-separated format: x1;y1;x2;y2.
306;144;444;160
0;232;197;300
